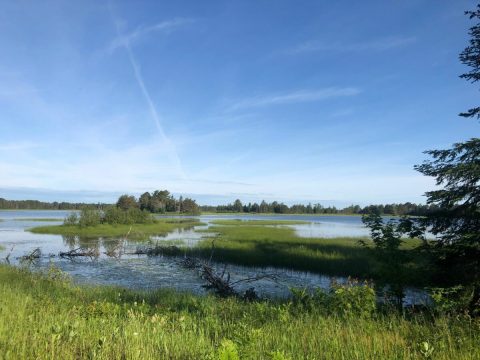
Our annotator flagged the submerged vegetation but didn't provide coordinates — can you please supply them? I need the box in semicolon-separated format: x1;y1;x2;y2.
0;265;479;359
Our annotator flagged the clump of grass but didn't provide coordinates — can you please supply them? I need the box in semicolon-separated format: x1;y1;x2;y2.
0;265;478;359
28;219;203;240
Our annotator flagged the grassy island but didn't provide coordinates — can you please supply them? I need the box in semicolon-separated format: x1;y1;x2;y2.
29;219;203;239
28;207;203;239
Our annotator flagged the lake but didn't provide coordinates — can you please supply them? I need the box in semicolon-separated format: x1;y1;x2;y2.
0;210;428;304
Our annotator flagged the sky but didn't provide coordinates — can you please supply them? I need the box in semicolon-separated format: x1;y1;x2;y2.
0;0;479;206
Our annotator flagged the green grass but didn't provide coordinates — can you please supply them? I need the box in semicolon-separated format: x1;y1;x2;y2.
0;265;478;359
14;218;63;222
0;245;4;251
210;219;309;226
28;219;204;240
186;224;431;286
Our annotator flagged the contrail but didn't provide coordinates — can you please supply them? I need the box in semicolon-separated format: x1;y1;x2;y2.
110;8;186;179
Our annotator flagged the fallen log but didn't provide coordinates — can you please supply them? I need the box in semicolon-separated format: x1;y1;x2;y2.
59;247;98;259
19;248;41;262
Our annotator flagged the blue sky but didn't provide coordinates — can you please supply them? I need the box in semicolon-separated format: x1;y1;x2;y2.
0;0;478;206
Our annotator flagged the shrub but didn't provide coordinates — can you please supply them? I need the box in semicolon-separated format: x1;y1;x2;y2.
78;208;102;227
329;279;376;317
290;279;376;317
429;286;475;315
63;212;78;226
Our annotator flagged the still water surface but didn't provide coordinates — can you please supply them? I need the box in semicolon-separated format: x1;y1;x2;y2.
0;210;427;304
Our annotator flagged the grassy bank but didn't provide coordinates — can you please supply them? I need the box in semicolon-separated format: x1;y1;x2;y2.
0;265;478;359
29;218;203;239
187;224;429;285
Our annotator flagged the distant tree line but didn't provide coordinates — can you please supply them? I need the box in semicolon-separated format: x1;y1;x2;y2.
1;195;437;216
0;198;104;210
200;200;439;216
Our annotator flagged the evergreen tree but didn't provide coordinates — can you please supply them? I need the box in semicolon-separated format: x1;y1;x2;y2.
414;4;480;312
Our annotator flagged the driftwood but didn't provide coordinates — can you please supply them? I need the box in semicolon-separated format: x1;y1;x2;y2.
104;241;125;258
5;245;14;264
178;256;276;300
200;264;236;297
19;248;41;262
59;247;98;259
104;226;131;258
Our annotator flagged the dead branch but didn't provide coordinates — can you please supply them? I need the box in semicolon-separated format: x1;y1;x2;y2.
230;273;280;286
19;248;41;262
5;245;14;264
59;247;98;259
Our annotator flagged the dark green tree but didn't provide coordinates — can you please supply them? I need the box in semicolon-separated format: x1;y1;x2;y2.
116;195;138;210
181;198;200;215
233;199;243;213
459;5;480;119
413;5;480;313
139;192;152;211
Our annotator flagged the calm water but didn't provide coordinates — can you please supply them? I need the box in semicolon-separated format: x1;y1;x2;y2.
0;210;428;304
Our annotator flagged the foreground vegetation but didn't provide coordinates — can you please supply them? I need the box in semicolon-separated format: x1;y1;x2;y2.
0;265;478;359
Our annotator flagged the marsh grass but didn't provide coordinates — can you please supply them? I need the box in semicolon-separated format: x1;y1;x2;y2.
188;225;431;286
28;219;204;240
0;265;478;359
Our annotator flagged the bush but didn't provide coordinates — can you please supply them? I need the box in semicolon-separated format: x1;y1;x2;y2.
290;279;376;317
63;212;78;226
78;208;102;227
101;206;154;225
329;279;376;317
429;286;476;315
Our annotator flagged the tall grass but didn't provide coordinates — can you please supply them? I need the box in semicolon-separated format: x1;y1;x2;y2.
0;265;478;359
188;225;431;286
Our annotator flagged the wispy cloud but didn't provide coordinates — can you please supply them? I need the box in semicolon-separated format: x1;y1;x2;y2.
226;87;361;111
110;13;187;179
108;18;194;53
289;36;416;54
